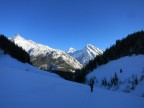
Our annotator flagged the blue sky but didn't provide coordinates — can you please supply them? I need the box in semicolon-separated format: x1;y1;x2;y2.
0;0;144;51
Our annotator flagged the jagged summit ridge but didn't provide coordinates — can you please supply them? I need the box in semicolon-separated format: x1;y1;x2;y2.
67;44;103;65
84;44;103;56
11;34;21;39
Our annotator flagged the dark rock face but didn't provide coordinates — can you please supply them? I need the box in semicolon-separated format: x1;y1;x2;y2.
31;53;82;72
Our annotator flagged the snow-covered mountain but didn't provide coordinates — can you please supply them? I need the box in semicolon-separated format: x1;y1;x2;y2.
67;44;103;65
67;48;76;53
10;34;83;72
0;51;144;108
87;55;144;97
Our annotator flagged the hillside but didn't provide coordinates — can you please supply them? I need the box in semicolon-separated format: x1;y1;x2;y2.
0;52;144;108
80;31;144;77
87;55;144;97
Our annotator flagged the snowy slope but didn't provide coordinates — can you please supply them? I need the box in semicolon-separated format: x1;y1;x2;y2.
10;34;83;72
67;44;103;65
0;52;144;108
87;55;144;97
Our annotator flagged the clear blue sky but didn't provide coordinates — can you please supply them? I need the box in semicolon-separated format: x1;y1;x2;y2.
0;0;144;51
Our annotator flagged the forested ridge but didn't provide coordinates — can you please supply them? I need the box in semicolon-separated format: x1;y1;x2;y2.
75;30;144;83
0;35;30;63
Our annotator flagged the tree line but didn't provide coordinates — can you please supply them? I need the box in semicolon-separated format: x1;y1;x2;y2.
74;30;144;83
0;34;30;63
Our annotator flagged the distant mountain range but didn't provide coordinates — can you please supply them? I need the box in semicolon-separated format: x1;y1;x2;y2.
10;34;82;72
66;44;103;65
10;34;102;72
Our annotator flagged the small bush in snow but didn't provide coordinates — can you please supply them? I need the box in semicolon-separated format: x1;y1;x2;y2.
120;68;123;73
140;75;144;82
101;78;107;87
101;73;120;90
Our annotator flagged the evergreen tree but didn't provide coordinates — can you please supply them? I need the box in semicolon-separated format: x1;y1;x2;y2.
102;78;107;87
0;35;30;63
134;75;138;85
89;77;95;92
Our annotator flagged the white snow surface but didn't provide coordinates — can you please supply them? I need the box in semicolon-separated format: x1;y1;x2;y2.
10;34;83;71
87;55;144;97
67;47;76;53
0;53;144;108
67;44;103;65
